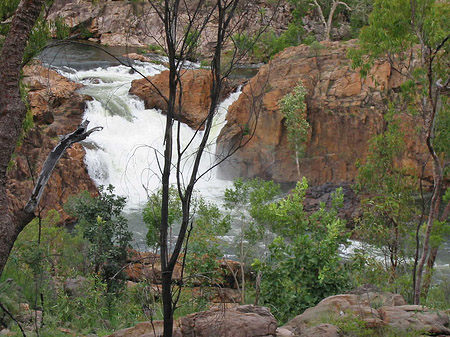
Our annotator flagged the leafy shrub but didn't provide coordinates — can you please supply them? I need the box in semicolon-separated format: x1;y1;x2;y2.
65;185;132;293
253;178;351;323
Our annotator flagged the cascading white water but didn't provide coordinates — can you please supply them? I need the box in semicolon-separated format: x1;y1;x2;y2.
57;61;239;246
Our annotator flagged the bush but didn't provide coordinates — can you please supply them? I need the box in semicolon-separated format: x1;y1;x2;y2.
65;185;132;293
253;178;351;323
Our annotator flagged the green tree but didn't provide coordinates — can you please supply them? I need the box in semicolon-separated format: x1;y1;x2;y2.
224;178;281;302
354;113;417;292
279;82;310;178
349;0;450;304
143;185;183;250
184;199;230;287
253;178;350;323
65;185;132;293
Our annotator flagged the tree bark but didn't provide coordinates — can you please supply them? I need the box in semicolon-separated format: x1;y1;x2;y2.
413;45;443;304
0;0;47;277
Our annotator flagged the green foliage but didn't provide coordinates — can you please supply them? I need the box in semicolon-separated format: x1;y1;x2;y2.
144;187;231;287
0;208;161;335
184;199;231;286
1;211;86;295
233;33;254;54
316;311;425;337
52;16;70;40
349;0;450;302
65;185;132;293
23;19;51;65
0;0;20;40
143;185;183;249
353;114;417;293
199;59;210;68
1;1;70;63
184;28;200;61
279;82;310;162
236;24;307;63
287;0;371;40
253;178;350;323
138;44;166;56
423;279;450;310
435;95;450;165
15;81;34;147
349;0;450;83
224;178;282;262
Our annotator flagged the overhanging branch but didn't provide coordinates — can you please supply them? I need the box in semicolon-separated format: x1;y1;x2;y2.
24;120;102;214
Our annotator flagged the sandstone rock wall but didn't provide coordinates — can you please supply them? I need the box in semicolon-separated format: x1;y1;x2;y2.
48;0;292;59
6;63;97;223
216;40;431;185
129;69;213;130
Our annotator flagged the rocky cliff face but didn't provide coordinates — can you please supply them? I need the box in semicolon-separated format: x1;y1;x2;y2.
48;0;292;59
216;40;430;185
6;63;97;222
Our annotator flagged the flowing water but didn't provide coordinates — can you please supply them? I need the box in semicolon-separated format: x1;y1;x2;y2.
39;43;449;283
41;43;238;248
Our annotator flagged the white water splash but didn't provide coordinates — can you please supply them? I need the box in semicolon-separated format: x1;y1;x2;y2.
58;63;238;210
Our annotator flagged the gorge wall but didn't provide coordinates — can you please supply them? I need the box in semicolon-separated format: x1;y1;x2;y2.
48;0;292;59
6;63;97;222
216;40;431;186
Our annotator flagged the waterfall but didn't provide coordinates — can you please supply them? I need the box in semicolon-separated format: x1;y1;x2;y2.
57;61;239;246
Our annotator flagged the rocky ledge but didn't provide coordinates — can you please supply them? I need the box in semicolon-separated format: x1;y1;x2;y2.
6;63;97;222
282;286;450;336
216;40;431;186
130;69;213;130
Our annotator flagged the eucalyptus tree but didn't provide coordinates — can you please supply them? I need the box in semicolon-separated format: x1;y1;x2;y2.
287;0;354;41
279;82;309;178
350;0;450;304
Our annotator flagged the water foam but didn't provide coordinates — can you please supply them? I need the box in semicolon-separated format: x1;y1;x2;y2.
59;63;238;210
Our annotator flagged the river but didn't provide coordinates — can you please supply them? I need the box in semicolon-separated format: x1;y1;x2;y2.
38;42;449;284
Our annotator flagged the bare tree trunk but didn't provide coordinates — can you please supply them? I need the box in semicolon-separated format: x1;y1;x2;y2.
312;0;351;41
0;119;101;277
143;1;278;334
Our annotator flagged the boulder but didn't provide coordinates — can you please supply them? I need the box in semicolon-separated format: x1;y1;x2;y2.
378;305;450;335
124;251;246;291
298;324;340;337
107;305;276;337
216;40;432;186
129;69;213;130
124;250;183;284
282;288;450;336
63;276;89;297
6;63;97;223
179;305;277;337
